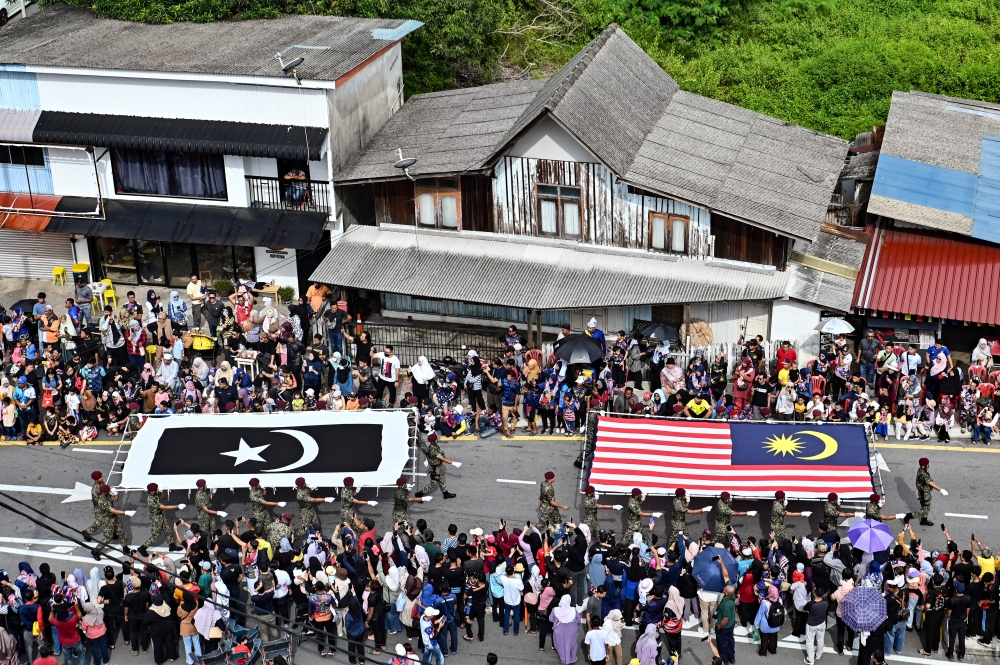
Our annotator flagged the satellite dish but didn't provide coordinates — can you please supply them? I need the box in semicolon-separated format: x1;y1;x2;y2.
282;57;304;73
394;157;417;169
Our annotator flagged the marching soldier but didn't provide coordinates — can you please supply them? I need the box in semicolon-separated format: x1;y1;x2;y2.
194;479;221;536
137;483;182;557
249;478;281;528
82;470;106;542
415;433;458;499
264;512;295;551
393;477;427;525
538;471;570;526
905;458;947;526
670;488;708;542
770;490;804;543
713;492;748;544
295;477;331;535
582;485;618;535
864;493;900;522
823;492;852;527
340;477;377;529
626;488;657;544
91;484;130;560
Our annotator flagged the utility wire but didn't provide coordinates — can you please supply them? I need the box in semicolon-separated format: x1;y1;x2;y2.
0;490;403;665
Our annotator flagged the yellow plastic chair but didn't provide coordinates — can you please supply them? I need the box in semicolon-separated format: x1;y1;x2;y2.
52;267;66;285
101;279;118;309
145;344;158;365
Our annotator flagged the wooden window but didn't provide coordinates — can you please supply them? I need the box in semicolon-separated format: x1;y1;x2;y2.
536;184;582;238
414;178;462;229
649;213;689;254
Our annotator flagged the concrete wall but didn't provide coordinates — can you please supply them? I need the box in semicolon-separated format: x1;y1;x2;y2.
326;44;404;179
771;299;822;361
254;247;299;294
507;116;597;162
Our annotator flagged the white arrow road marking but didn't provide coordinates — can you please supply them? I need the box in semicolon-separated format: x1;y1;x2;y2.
0;482;93;503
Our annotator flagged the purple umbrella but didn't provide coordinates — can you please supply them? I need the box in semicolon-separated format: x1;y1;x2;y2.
847;519;894;553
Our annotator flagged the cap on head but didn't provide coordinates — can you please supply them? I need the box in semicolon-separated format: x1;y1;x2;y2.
295;477;306;487
397;477;407;487
775;490;786;500
675;488;686;498
544;471;555;480
344;476;355;487
721;491;731;501
870;493;881;502
249;478;260;487
146;483;158;492
281;512;293;521
427;433;438;443
100;484;111;494
584;485;595;494
828;492;838;502
395;645;406;657
919;457;929;467
631;488;642;497
196;479;206;488
91;471;103;481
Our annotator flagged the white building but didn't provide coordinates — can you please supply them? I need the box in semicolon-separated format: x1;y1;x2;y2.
0;5;420;295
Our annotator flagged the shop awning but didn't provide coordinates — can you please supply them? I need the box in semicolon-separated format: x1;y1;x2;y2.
853;222;1000;325
32;112;328;161
310;225;789;309
46;199;327;249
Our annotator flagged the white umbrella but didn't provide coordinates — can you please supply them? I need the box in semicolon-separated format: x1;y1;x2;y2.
818;318;854;334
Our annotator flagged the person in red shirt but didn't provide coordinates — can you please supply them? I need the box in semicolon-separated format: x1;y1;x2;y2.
776;340;797;370
49;597;86;665
33;646;59;665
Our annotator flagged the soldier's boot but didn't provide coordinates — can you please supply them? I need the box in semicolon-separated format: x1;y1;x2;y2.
137;545;149;558
903;512;913;525
920;518;934;526
91;548;102;561
443;492;457;499
82;530;95;542
168;543;182;552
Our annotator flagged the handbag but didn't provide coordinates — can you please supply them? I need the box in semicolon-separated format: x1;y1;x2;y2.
395;592;407;613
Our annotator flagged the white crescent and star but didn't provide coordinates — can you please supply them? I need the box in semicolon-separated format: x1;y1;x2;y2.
219;430;319;471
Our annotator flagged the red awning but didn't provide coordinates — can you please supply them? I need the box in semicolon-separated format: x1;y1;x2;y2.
853;223;1000;325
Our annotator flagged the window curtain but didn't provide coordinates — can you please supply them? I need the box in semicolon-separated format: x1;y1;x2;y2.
540;200;557;234
111;148;227;199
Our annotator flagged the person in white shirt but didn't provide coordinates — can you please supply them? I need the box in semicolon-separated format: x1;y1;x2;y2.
186;275;206;331
585;616;609;664
500;565;524;636
372;345;402;406
899;344;923;377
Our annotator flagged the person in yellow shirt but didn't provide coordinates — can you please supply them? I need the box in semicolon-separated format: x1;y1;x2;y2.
683;395;712;419
973;536;996;575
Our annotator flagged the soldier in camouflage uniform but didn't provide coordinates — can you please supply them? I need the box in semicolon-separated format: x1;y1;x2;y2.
582;485;615;535
823;492;851;528
295;477;331;535
264;512;295;551
393;477;425;525
340;477;375;529
249;477;280;529
82;470;106;541
538;471;568;526
91;484;130;559
194;480;218;536
138;482;181;557
905;458;945;526
415;433;457;499
713;492;748;544
864;493;899;523
626;488;655;545
669;488;707;542
769;490;803;544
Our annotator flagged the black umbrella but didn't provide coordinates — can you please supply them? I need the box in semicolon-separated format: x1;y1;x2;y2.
553;333;605;365
641;322;679;341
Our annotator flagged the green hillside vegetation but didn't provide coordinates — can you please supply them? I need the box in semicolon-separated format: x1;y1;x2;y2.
60;0;1000;138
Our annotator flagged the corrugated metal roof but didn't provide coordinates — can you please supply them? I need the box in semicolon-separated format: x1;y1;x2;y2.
852;222;1000;325
784;229;866;311
31;111;328;161
840;150;879;180
310;225;789;309
0;5;416;83
0;109;40;142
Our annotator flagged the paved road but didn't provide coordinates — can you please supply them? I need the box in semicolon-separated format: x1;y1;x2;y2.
0;432;993;665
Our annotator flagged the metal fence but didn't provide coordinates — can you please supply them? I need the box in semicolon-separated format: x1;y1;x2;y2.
354;323;506;366
245;175;332;214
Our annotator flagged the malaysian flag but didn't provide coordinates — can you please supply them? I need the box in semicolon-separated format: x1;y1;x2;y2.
589;416;875;499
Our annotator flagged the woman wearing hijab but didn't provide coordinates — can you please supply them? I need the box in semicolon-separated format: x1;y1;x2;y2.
410;357;436;407
601;609;624;665
753;584;781;656
636;622;660;665
218;307;240;358
972;338;994;369
732;354;755;407
0;624;17;665
166;291;188;331
143;594;179;664
333;356;354;397
126;320;148;372
190;356;211;383
550;594;580;664
176;589;201;665
82;600;111;665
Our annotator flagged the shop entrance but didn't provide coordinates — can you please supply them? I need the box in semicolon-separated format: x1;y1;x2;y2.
91;237;256;288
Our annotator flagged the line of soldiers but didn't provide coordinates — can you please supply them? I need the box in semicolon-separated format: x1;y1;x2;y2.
555;458;947;545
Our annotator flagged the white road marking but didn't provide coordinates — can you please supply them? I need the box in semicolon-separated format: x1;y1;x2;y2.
0;482;93;503
72;448;115;454
944;512;988;519
47;546;75;554
496;479;537;485
0;545;125;567
0;536;170;551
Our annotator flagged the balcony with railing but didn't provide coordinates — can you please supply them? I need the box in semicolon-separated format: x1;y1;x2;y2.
246;175;331;214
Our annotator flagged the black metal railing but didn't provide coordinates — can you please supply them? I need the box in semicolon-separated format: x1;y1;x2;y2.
354;323;506;366
246;175;331;214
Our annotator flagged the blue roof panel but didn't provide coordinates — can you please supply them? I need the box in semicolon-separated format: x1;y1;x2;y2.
872;153;977;218
972;137;1000;243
